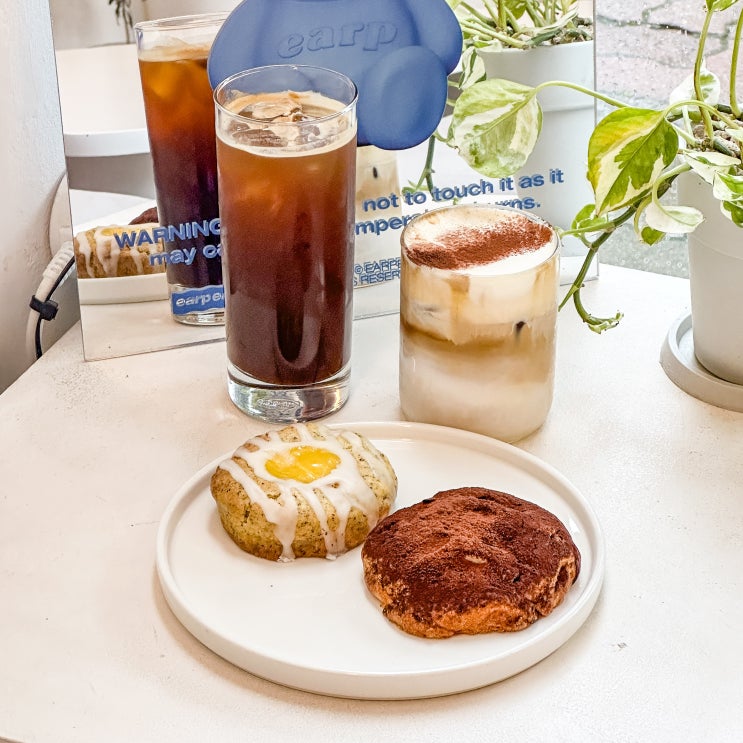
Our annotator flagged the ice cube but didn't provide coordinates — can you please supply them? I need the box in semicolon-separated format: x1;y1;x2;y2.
235;125;287;148
241;96;302;122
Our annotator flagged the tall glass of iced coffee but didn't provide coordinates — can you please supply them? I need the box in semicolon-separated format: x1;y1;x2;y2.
136;14;226;325
214;65;358;422
400;204;560;442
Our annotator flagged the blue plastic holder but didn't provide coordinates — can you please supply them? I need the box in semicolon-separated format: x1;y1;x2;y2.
207;0;462;150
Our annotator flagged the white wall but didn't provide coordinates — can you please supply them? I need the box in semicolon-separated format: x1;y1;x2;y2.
140;0;240;21
48;0;145;48
0;2;67;392
48;0;240;50
49;0;126;49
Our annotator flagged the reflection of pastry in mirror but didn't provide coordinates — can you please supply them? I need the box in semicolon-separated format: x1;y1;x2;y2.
211;423;398;562
74;207;165;279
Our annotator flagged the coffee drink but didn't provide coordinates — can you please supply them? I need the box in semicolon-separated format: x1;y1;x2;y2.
399;204;559;442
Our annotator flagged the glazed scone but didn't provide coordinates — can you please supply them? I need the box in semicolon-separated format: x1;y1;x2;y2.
74;223;166;279
361;487;581;638
211;423;398;561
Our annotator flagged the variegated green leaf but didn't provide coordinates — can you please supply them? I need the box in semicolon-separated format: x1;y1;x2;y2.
682;150;740;184
634;194;681;243
529;8;580;44
722;126;743;142
669;67;720;107
458;46;486;91
644;200;704;233
447;78;541;178
721;199;743;225
587;108;679;215
501;0;529;21
714;171;743;201
573;203;595;222
571;204;612;231
641;225;665;245
706;0;739;11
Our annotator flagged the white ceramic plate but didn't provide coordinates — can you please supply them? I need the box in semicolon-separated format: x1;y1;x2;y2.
77;272;168;305
156;421;604;699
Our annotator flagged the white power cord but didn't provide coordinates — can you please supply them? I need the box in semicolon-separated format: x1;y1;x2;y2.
25;241;77;361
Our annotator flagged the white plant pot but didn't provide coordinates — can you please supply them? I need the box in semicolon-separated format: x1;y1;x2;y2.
477;41;595;257
678;172;743;385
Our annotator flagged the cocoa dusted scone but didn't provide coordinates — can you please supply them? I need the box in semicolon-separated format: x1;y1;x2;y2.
361;487;581;638
211;423;398;561
128;206;158;225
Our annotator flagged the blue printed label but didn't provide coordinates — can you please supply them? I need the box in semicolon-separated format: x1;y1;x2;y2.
171;285;225;315
353;256;401;287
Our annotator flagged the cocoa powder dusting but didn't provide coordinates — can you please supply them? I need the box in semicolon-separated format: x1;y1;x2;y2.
406;217;553;270
361;487;582;638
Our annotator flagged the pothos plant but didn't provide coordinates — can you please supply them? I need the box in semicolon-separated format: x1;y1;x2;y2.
451;0;592;71
446;0;743;332
409;0;593;243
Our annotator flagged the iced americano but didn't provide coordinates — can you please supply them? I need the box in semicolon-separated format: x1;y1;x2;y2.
136;14;226;324
215;67;357;422
400;205;559;442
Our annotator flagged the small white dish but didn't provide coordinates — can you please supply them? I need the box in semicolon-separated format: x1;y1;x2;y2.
660;312;743;413
77;272;168;305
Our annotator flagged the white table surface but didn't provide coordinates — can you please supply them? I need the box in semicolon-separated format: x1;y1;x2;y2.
55;44;148;158
1;265;742;742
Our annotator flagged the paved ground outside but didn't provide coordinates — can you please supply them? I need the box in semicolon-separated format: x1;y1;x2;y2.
593;0;742;277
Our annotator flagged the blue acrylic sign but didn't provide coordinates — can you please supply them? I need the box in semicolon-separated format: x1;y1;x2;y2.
207;0;462;150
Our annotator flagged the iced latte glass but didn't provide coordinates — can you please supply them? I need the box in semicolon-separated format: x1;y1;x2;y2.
136;13;227;325
214;65;358;423
399;204;560;442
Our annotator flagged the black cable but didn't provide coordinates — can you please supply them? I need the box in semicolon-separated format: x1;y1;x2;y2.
31;256;76;360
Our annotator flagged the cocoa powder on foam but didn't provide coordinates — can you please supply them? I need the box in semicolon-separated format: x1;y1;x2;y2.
405;216;553;271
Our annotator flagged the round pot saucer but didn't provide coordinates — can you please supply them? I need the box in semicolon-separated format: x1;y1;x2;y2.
660;313;743;413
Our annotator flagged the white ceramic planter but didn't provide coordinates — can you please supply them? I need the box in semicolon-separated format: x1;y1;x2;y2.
477;41;595;258
678;172;743;385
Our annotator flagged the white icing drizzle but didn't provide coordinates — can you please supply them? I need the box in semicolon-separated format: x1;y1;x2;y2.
218;459;299;560
74;225;161;278
216;424;396;561
74;231;95;278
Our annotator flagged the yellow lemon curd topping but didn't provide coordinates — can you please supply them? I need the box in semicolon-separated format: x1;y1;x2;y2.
216;424;399;561
264;446;341;484
99;227;119;237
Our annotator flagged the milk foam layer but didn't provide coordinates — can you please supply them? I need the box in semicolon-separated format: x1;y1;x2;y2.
401;206;559;344
218;90;356;156
138;43;211;63
403;206;557;276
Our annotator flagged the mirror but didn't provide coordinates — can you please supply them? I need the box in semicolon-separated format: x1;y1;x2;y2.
48;0;596;362
49;0;236;361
